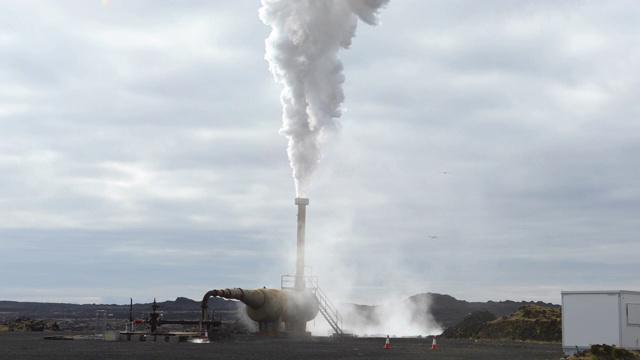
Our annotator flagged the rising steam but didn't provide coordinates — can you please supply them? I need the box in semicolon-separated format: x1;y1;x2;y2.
340;297;443;337
259;0;389;197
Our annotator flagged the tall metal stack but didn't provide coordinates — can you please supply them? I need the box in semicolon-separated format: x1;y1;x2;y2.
200;197;319;336
294;198;309;289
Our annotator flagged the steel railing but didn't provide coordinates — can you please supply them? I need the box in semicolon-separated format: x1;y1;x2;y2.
281;275;344;335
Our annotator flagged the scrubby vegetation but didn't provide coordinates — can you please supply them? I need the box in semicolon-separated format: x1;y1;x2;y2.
442;304;561;342
566;344;640;360
2;317;60;332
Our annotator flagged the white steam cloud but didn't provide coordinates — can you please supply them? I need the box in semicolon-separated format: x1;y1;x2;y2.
305;295;443;337
340;298;443;337
259;0;389;197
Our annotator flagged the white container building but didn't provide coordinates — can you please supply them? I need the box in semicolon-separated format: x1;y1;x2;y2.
562;290;640;355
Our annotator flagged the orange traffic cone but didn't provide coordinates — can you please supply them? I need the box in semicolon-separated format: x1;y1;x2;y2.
430;336;437;350
384;335;391;349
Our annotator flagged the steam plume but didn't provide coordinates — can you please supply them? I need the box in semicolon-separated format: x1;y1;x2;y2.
259;0;389;197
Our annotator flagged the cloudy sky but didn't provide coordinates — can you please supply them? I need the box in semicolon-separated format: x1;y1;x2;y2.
1;0;639;312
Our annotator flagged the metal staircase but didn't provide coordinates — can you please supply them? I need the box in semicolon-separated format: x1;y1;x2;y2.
314;285;344;336
282;275;346;336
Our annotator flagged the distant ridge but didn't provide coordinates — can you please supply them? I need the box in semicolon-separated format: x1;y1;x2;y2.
1;293;559;331
0;297;237;324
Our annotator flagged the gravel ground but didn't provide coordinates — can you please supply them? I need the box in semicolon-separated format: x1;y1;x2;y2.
0;332;565;360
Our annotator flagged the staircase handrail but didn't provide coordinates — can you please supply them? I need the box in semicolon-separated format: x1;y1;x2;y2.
315;286;343;333
280;274;344;335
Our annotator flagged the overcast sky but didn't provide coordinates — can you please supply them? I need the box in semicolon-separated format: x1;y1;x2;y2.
1;0;639;310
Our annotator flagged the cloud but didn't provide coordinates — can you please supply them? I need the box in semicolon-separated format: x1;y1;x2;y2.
0;1;639;312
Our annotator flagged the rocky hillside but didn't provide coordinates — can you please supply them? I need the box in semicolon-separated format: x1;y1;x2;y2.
342;293;559;330
439;310;497;338
429;293;559;329
442;304;562;342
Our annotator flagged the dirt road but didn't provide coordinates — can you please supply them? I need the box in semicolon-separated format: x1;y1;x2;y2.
0;332;565;360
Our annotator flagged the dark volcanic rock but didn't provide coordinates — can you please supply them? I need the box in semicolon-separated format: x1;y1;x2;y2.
3;317;60;332
569;344;640;360
441;310;496;338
